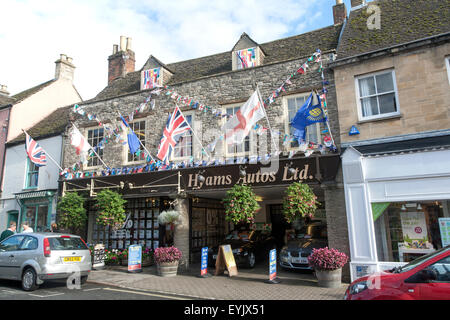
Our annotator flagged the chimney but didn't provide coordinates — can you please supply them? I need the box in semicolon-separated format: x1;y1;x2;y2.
55;54;76;82
333;0;347;25
0;85;10;96
351;0;366;8
108;36;135;84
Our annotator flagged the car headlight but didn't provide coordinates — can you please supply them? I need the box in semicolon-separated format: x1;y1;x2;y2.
349;281;369;295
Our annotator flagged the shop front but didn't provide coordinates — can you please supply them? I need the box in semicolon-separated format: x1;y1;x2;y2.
62;154;341;267
14;190;56;232
342;147;450;281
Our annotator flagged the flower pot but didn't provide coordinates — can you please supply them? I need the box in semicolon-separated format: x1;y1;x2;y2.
142;257;153;267
157;261;179;277
315;268;342;288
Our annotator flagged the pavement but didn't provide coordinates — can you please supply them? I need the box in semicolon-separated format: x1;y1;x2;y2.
87;263;348;300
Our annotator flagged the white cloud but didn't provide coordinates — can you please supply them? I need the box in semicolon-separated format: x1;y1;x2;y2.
0;0;332;100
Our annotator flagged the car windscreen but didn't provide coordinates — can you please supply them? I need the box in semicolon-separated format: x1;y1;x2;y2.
296;225;327;239
48;237;88;250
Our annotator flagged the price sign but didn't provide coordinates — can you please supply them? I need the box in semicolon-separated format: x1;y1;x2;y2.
201;247;208;276
269;249;277;281
128;244;142;273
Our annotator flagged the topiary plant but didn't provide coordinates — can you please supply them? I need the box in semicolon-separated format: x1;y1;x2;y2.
282;182;319;223
56;192;87;233
223;184;260;224
95;189;127;230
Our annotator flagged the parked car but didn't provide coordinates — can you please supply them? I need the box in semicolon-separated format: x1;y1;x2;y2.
344;245;450;300
0;233;91;291
279;221;327;270
208;229;276;268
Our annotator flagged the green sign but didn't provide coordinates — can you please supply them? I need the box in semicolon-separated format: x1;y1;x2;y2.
371;203;390;222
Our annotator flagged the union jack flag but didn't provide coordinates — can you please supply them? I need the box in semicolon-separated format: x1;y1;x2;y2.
25;132;47;167
157;106;191;164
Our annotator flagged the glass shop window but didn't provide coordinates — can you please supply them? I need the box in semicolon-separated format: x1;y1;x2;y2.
373;201;450;263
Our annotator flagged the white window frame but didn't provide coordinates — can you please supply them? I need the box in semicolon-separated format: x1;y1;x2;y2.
171;111;196;162
445;56;450;86
221;103;256;158
355;69;400;122
283;92;322;150
123;119;147;165
83;126;104;170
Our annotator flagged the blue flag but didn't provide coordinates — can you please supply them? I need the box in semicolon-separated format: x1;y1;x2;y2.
120;115;141;155
290;93;327;142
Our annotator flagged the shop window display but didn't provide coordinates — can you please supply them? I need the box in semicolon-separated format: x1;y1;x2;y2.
374;201;450;263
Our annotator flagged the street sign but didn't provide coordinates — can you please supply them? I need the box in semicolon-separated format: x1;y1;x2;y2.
198;247;212;278
266;249;280;284
128;244;142;273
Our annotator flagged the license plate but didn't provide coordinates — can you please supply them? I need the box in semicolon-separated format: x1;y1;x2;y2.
63;256;81;262
292;257;308;264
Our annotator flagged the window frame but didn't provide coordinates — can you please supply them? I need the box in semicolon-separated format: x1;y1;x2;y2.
84;126;105;169
171;111;195;162
24;158;39;189
445;56;450;86
221;103;255;158
355;69;400;122
283;92;322;150
124;119;147;164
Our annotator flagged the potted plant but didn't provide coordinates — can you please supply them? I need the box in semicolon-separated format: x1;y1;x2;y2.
95;189;127;230
118;248;128;266
282;182;319;223
222;184;260;224
154;246;182;277
104;249;120;266
142;247;154;267
307;247;348;288
56;192;87;234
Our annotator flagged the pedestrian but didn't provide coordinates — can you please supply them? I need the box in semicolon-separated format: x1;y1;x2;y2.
0;221;17;241
51;223;59;233
22;223;33;233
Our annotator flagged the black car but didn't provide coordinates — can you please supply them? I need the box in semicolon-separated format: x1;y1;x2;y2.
208;230;276;268
279;221;327;270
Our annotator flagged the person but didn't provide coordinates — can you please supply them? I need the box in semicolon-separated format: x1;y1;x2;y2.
51;223;60;233
0;222;16;241
22;223;33;233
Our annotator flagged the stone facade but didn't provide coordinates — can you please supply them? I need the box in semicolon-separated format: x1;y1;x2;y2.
334;42;450;144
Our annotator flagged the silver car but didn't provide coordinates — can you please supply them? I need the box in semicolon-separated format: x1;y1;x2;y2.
0;233;91;291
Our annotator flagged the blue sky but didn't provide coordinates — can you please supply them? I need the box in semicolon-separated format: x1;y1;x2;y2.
0;0;354;100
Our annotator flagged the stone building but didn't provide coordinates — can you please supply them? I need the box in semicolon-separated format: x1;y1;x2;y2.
61;6;349;276
331;0;450;281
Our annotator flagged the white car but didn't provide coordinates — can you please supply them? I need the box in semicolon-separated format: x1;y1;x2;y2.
0;233;91;291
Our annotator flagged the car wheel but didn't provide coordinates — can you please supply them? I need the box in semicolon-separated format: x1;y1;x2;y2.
246;252;256;268
22;268;39;291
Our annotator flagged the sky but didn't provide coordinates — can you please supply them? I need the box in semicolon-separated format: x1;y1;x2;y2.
0;0;353;101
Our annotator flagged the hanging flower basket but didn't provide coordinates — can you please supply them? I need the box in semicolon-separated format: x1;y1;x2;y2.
158;210;180;225
223;184;260;224
95;189;127;230
282;182;319;223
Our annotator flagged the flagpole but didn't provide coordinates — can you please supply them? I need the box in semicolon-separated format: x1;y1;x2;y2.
22;129;64;171
256;87;279;153
71;123;110;169
176;105;211;159
117;111;156;162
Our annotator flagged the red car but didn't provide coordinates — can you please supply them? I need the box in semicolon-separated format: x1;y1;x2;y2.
344;246;450;300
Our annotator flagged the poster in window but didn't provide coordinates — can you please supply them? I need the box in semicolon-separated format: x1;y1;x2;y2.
125;240;131;248
118;241;123;249
139;230;145;239
146;230;152;239
139;220;145;228
400;212;431;248
140;210;146;218
439;218;450;247
153;229;159;239
154;241;159;249
112;241;117;249
147;220;152;228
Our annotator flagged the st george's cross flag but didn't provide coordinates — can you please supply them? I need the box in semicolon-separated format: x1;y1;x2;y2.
222;90;265;145
157;106;191;164
70;124;92;155
25;132;47;167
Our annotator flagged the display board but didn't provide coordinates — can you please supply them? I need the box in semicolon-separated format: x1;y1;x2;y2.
215;244;238;277
439;218;450;247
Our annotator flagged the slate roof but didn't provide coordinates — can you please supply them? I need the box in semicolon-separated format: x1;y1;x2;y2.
7;105;72;146
0;79;56;109
92;24;343;102
337;0;450;59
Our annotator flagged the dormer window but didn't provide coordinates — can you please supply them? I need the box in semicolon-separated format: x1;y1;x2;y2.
236;47;257;69
141;67;161;90
140;55;173;90
232;33;265;71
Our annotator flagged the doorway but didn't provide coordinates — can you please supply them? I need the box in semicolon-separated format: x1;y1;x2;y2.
269;204;289;250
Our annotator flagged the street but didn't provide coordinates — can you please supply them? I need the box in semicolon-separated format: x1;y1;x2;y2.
0;279;201;300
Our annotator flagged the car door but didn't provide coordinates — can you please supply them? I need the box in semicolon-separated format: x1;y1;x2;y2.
417;255;450;300
0;235;25;279
12;236;40;280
